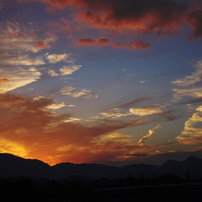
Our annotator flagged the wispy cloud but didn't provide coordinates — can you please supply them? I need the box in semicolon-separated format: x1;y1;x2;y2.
176;106;202;145
138;124;161;146
172;87;202;101
171;60;202;86
60;85;96;98
0;21;56;54
171;60;202;102
0;67;41;93
115;96;155;109
96;111;132;119
64;118;81;122
1;55;45;66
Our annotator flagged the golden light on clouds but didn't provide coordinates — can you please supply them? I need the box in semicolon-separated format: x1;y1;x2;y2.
0;67;41;93
129;108;162;116
176;106;202;145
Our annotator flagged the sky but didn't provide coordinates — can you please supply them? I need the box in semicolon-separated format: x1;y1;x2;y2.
0;0;202;166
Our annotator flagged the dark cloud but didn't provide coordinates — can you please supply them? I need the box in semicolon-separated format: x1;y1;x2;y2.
19;0;202;39
115;96;155;109
77;0;186;35
179;96;202;105
186;8;202;39
159;111;178;121
98;37;110;45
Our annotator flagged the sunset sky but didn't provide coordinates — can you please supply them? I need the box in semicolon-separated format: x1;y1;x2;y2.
0;0;202;166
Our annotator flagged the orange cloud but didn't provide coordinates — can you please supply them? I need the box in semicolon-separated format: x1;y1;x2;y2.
132;40;150;50
0;93;154;165
35;41;49;50
0;78;9;82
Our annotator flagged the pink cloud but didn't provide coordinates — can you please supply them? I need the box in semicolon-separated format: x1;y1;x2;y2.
77;37;150;50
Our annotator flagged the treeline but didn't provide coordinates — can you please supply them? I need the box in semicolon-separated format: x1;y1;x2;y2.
0;174;201;202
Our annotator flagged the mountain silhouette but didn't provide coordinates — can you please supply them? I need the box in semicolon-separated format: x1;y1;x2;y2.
52;162;121;179
0;153;51;179
0;153;202;180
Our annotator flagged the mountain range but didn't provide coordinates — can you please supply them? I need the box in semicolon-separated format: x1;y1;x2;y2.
0;153;202;180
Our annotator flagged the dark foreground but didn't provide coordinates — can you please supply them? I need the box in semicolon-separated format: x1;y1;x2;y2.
1;176;202;202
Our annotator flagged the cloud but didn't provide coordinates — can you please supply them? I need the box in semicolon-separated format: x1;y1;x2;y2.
97;111;132;119
95;102;164;120
0;67;41;93
92;132;132;145
35;41;50;50
48;69;59;77
114;96;155;109
130;107;162;116
133;40;151;50
77;37;111;46
77;37;150;50
138;124;161;146
180;97;202;105
77;0;186;34
171;61;202;101
60;65;81;75
48;65;81;77
0;93;155;165
46;102;66;110
77;38;97;46
114;40;150;50
20;0;202;39
126;153;148;157
1;55;45;66
0;21;57;54
171;60;202;86
64;118;81;122
0;78;9;83
60;85;96;98
186;8;202;40
46;53;73;64
172;87;202;101
0;137;28;157
176;106;202;144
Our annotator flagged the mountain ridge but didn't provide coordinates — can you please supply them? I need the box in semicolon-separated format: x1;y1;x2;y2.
1;153;202;180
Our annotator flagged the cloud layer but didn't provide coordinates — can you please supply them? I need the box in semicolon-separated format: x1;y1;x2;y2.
21;0;202;39
0;94;155;165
